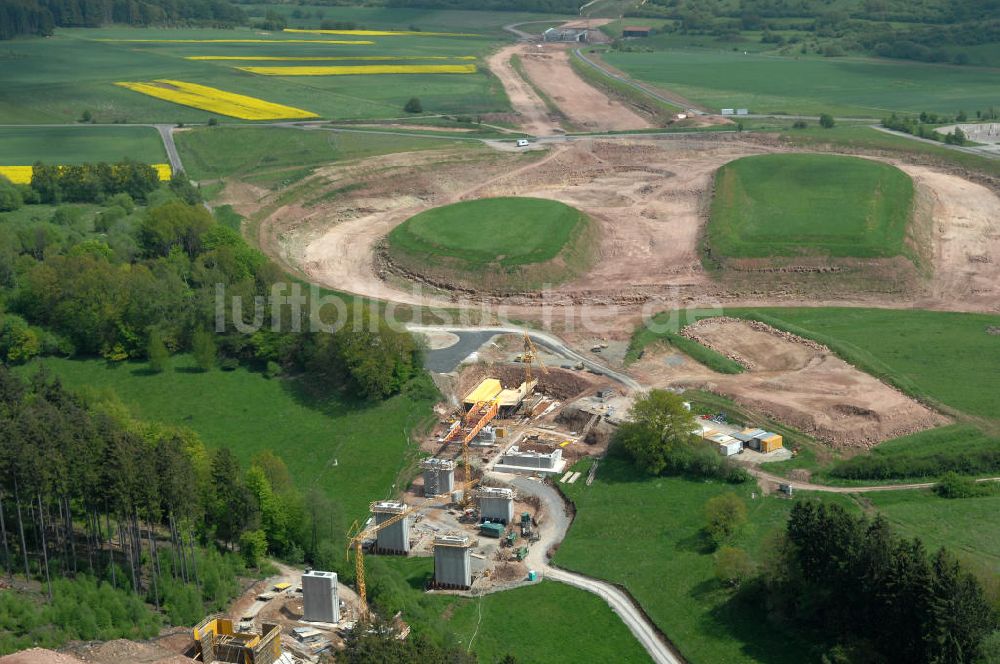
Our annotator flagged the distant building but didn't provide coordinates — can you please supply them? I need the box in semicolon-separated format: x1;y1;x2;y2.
543;27;588;43
622;26;652;38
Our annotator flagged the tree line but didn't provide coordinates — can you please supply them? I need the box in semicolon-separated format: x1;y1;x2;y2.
762;500;998;662
0;364;346;640
0;0;244;39
0;171;423;400
625;0;1000;66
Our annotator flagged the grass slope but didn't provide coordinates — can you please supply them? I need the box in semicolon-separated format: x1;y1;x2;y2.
603;49;1000;117
708;154;914;258
174;125;469;180
0;126;167;165
863;490;1000;574
18;355;435;545
385;196;595;291
553;455;846;663
388;197;585;268
371;558;651;663
0;27;507;124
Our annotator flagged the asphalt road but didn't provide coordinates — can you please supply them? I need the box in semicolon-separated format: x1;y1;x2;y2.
420;330;501;373
155;124;184;173
408;324;641;389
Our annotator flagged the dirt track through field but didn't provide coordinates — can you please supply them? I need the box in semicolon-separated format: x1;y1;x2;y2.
517;46;653;132
486;45;561;136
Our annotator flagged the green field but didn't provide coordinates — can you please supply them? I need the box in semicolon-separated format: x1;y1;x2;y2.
16;355;436;546
553;456;842;662
389;197;585;267
385;196;594;290
369;558;650;663
602;49;1000;116
242;5;573;36
0;125;166;165
175;125;471;181
708;154;914;259
0;27;508;124
863;490;1000;573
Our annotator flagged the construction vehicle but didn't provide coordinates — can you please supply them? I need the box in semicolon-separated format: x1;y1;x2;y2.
504;531;518;548
515;546;529;562
520;512;533;537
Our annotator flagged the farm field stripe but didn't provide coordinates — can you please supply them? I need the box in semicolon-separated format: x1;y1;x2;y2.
95;38;374;45
284;27;477;37
115;80;318;120
0;163;171;184
237;64;478;76
187;55;477;61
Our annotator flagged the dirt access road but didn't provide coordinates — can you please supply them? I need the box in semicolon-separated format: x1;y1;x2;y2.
486;44;562;136
516;44;653;132
751;468;1000;493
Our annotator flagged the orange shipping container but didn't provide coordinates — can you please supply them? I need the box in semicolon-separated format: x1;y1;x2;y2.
758;434;783;453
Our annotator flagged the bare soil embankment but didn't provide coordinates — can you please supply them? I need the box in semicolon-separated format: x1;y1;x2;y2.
632;317;948;448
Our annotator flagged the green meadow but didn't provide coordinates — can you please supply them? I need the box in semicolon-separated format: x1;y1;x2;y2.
0;125;166;165
0;26;509;124
17;355;437;547
174;125;471;181
602;49;1000;116
708;154;914;259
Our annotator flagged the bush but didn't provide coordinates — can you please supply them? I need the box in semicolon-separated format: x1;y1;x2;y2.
935;472;987;499
404;97;423;114
714;546;754;587
704;492;747;548
819;113;835;128
792;120;808;129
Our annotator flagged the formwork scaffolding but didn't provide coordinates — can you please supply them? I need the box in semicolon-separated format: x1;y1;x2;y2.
421;458;455;497
193;616;282;664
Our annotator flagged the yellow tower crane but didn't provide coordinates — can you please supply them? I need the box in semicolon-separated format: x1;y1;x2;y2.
346;504;416;622
521;333;549;386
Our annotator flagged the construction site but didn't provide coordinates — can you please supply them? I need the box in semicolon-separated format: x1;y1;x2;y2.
342;333;606;610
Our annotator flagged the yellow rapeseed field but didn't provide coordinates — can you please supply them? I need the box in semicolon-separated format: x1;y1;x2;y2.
115;80;318;120
0;164;172;184
96;38;374;44
238;64;478;76
283;27;475;37
187;55;476;61
0;166;35;184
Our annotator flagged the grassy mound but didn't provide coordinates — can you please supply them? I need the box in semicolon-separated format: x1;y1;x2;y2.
384;196;595;292
708;153;914;259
